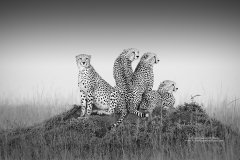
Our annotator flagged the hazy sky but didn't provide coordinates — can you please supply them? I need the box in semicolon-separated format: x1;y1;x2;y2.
1;1;240;104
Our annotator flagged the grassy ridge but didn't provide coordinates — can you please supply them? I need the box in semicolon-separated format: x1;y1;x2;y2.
0;103;240;160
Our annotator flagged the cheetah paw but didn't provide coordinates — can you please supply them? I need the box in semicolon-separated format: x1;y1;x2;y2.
145;113;150;118
97;110;105;115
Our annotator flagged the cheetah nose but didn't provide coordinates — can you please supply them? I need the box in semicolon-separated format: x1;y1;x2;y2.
176;88;178;90
136;55;139;58
82;62;85;65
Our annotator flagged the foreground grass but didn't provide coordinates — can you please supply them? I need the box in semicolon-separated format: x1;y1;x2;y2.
0;102;240;160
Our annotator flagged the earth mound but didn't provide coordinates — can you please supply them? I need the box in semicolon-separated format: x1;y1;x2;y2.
0;103;240;160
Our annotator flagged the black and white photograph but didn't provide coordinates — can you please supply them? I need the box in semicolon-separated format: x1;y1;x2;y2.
0;1;240;160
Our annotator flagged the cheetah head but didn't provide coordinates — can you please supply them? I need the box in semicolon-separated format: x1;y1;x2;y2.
121;48;140;61
76;54;91;69
158;80;178;94
140;52;160;65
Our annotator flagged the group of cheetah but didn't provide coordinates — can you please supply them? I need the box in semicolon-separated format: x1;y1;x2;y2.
75;48;178;129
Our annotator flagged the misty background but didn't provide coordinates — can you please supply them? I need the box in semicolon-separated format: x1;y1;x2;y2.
1;1;240;105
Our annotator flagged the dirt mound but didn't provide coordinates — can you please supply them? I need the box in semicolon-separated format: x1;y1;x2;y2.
0;103;240;160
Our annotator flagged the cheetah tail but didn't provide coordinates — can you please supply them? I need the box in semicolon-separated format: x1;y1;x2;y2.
108;112;127;130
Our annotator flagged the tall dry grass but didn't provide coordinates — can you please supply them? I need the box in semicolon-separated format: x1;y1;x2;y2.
0;92;239;160
0;91;75;130
206;97;240;133
1;92;239;132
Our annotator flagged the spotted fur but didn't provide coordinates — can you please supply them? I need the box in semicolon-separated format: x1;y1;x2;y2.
111;52;159;128
110;48;140;128
127;52;159;117
113;48;140;95
158;80;177;109
139;80;178;115
76;54;126;118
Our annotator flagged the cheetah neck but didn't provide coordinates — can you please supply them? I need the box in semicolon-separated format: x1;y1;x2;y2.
135;62;153;71
119;55;132;64
158;91;173;97
78;65;91;72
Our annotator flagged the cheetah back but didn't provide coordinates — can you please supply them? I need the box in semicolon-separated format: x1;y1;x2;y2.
113;56;133;94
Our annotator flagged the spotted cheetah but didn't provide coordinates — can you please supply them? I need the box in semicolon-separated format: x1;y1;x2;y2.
111;48;140;126
158;80;178;109
127;52;159;117
139;80;178;116
109;52;160;128
76;54;126;118
113;48;140;95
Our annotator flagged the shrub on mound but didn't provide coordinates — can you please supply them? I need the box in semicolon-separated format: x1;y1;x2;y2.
150;102;240;143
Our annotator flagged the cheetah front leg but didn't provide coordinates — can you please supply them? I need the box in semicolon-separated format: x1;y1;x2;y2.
85;91;94;117
96;92;117;115
79;90;87;117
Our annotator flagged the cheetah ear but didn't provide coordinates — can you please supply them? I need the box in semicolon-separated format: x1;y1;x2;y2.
143;54;148;59
158;84;164;93
160;83;165;87
123;49;128;53
88;55;91;60
159;82;166;88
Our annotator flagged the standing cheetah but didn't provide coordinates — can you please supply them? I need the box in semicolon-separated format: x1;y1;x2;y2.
76;54;126;118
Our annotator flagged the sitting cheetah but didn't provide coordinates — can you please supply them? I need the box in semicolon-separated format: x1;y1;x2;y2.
128;52;159;117
76;54;126;118
111;48;140;127
110;52;159;128
158;80;178;109
139;80;178;116
113;48;140;95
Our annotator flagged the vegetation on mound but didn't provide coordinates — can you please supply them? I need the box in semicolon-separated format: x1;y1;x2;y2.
0;103;240;160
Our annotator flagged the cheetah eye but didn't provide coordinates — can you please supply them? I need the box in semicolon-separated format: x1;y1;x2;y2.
132;51;135;54
172;84;175;86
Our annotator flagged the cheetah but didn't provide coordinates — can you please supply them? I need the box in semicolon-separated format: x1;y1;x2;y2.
113;48;140;95
110;52;160;128
127;52;159;117
76;54;126;118
158;80;178;109
111;48;140;126
139;80;178;116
